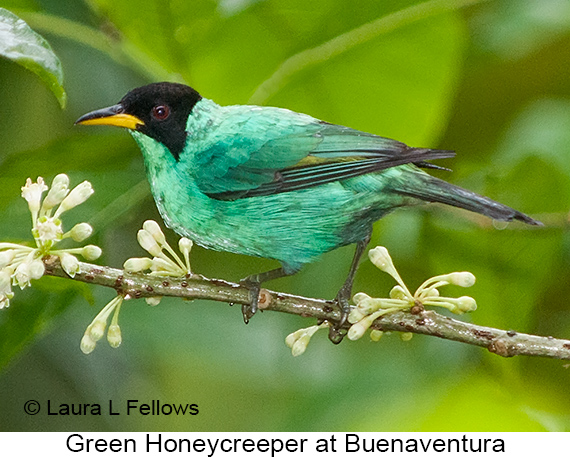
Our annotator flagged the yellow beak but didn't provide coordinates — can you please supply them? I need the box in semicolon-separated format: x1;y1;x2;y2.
75;104;144;130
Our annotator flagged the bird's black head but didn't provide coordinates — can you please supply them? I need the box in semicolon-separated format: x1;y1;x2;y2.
76;82;202;160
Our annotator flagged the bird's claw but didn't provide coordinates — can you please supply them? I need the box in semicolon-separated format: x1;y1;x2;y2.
328;286;351;344
240;276;260;324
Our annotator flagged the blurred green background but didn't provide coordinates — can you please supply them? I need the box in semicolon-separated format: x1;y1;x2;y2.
1;0;569;432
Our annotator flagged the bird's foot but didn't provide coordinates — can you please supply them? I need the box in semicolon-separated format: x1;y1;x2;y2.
239;275;261;324
328;286;351;344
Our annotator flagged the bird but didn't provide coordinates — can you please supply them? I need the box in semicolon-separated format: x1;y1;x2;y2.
76;82;540;342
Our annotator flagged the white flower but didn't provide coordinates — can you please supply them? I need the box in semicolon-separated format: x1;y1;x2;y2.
348;245;478;343
21;177;48;222
1;175;102;312
34;216;63;243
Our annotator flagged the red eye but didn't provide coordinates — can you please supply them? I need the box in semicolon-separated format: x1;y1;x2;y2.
152;105;170;120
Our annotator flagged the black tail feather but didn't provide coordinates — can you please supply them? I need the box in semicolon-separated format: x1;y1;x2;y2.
392;173;542;226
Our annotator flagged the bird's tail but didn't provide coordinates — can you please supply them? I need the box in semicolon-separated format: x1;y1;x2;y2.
391;172;541;226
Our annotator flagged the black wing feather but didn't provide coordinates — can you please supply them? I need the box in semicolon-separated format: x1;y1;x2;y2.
210;148;454;201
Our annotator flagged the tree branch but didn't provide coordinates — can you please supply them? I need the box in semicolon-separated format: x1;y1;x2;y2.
42;256;570;360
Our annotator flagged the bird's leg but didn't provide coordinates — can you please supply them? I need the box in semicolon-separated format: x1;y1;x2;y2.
240;267;292;323
328;232;372;344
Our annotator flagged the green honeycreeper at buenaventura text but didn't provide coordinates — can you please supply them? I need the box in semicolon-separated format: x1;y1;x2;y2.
76;83;541;342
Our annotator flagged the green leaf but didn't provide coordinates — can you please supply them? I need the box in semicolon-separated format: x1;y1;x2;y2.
0;7;66;107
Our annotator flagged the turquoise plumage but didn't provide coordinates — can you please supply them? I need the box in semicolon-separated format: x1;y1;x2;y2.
76;82;540;341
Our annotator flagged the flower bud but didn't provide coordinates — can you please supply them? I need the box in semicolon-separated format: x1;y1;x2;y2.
82;245;102;261
145;296;162;306
352;292;371;306
179;237;193;254
390;285;408;300
348;308;366;324
370;330;384;342
42;174;70;210
348;321;368;341
143;220;166;245
286;325;323;356
52;173;70;188
107;324;122;348
455;296;477;313
57;181;94;214
60;252;79;277
80;333;96;355
123;257;153;272
368;246;395;273
14;262;31;289
348;310;383;341
70;223;93;242
0;269;13;298
151;257;180;274
424;287;440;298
447;272;476;288
88;319;106;342
291;335;311;357
285;329;303;348
0;268;11;286
137;230;163;257
29;259;45;280
0;294;11;309
0;250;15;268
355;296;384;316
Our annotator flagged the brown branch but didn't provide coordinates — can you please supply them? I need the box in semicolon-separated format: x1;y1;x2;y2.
43;256;570;360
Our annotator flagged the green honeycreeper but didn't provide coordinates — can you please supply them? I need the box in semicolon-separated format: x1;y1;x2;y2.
76;82;540;341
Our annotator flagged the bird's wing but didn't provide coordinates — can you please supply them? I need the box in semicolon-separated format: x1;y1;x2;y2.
192;107;454;200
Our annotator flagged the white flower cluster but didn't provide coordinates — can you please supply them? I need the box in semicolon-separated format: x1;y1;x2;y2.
80;220;194;355
347;246;477;341
0;175;101;309
123;220;192;306
284;246;478;356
